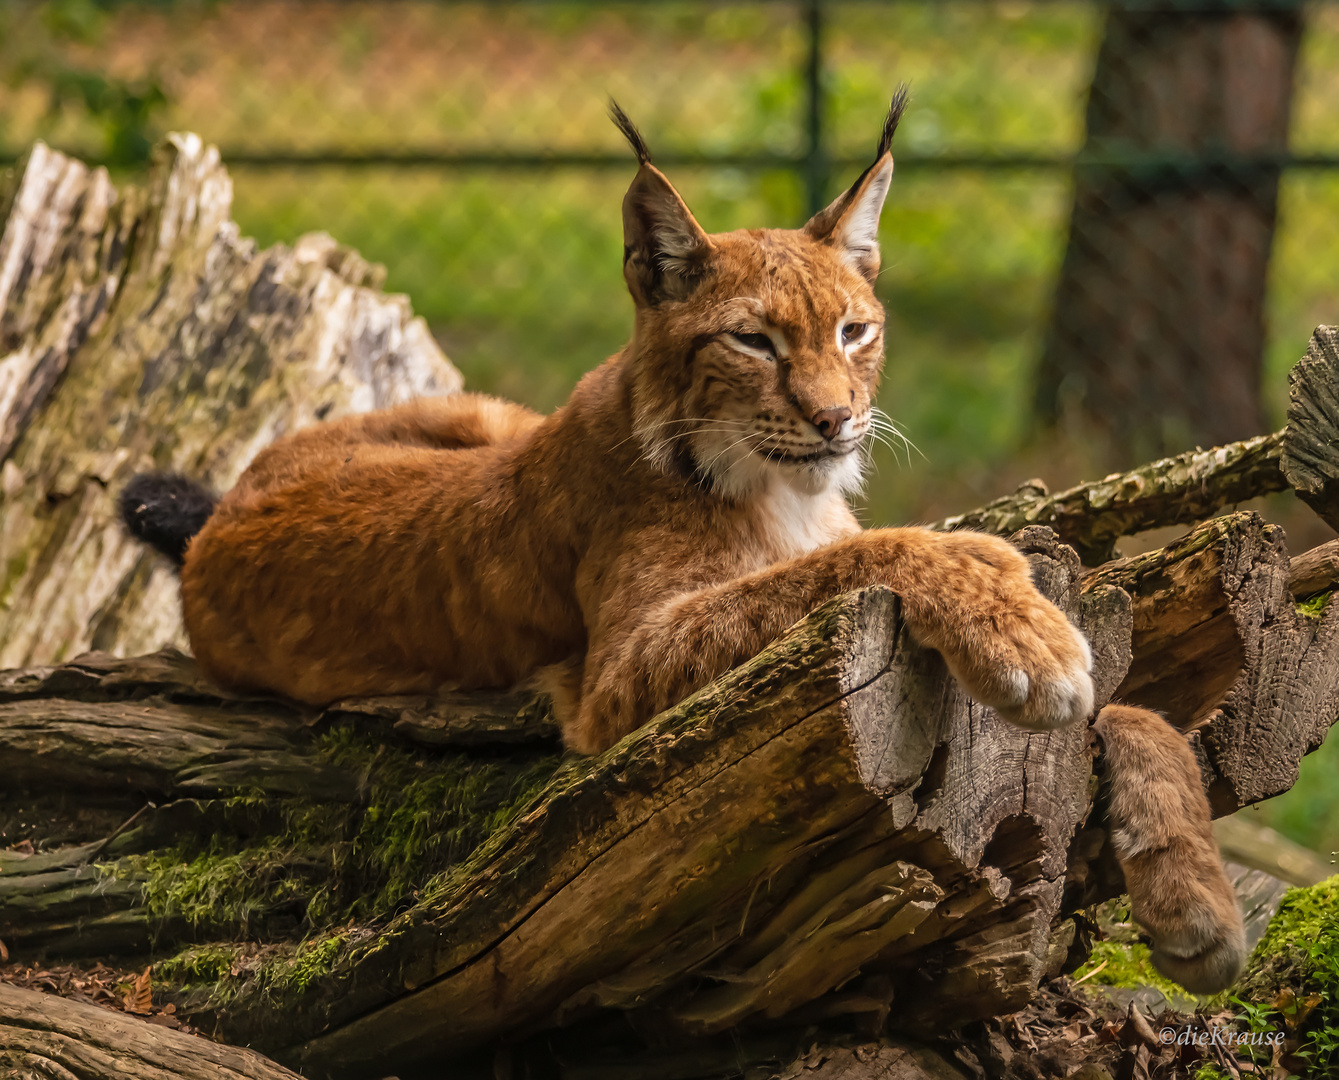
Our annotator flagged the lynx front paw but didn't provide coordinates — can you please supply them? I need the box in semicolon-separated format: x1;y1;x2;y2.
1095;705;1247;994
912;533;1095;731
974;604;1095;732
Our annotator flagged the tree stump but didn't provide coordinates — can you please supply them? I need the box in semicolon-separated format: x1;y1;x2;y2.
0;137;461;669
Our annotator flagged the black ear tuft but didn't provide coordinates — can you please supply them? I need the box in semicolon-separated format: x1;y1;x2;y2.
120;472;218;566
876;84;910;161
609;100;652;166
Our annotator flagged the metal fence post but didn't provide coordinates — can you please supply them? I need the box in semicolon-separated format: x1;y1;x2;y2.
802;0;828;219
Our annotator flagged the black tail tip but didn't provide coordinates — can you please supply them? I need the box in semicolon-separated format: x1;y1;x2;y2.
119;472;218;566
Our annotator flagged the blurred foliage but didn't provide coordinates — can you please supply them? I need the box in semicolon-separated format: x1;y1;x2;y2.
0;0;171;165
1247;730;1339;867
2;0;1339;854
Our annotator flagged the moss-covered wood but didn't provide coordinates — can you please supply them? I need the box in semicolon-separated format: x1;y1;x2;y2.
933;433;1287;564
0;651;561;961
3;512;1337;1078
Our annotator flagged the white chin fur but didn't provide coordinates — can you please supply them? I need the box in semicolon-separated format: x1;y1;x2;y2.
689;428;867;502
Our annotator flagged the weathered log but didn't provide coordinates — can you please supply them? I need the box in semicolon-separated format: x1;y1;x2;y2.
1287;536;1339;597
1084;511;1339;814
1212;817;1332;888
0;648;561;956
0;983;302;1080
934;433;1286;564
0;537;1127;1078
1283;324;1339;532
0;138;461;669
2;510;1334;1078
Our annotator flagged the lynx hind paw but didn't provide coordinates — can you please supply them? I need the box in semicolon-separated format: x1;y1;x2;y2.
1127;844;1246;993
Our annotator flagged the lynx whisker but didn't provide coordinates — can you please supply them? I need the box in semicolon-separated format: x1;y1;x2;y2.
871;407;925;466
697;429;777;478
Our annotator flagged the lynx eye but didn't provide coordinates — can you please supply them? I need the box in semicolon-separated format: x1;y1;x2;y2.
729;332;776;357
842;322;870;344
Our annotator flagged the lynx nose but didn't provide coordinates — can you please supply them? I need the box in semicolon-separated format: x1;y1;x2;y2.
811;406;853;440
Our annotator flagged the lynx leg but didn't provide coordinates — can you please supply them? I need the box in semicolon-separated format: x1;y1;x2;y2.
567;527;1094;754
1093;704;1246;993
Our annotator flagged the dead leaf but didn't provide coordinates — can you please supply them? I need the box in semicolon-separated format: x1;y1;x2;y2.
0;937;8;962
1118;1002;1162;1052
124;966;152;1015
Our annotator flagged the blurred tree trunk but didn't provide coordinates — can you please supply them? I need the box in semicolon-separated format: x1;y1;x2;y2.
1036;2;1302;464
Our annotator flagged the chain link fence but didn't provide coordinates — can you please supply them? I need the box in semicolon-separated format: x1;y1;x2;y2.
4;0;1339;527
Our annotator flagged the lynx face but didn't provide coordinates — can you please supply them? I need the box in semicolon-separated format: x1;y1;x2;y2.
618;117;897;503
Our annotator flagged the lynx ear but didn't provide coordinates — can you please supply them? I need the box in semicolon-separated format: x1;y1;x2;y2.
611;102;713;305
622;165;713;305
804;86;907;284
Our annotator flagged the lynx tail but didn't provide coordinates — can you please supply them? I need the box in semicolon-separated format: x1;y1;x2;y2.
120;472;218;566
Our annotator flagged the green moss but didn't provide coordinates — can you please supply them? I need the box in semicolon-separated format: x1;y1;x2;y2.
1295;591;1331;620
128;843;312;931
1193;1066;1230;1080
298;726;559;921
269;932;347;993
1250;876;1339;965
110;722;561;1008
156;943;246;987
1073;938;1203;1004
157;933;351;1012
1236;875;1339;1073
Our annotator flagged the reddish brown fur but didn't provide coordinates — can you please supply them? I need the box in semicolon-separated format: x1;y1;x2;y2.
1093;705;1246;993
182;148;1096;749
173;108;1244;993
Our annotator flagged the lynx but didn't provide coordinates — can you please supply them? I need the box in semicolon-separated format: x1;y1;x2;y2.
122;92;1244;992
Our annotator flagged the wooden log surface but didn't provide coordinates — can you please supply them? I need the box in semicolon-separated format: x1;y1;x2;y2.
1085;511;1339;813
1283;324;1339;532
0;983;302;1080
0;137;461;669
2;509;1335;1079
